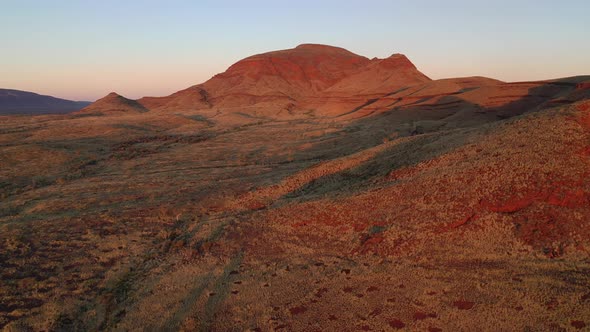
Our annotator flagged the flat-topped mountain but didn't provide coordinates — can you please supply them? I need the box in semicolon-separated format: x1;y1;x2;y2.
0;89;90;115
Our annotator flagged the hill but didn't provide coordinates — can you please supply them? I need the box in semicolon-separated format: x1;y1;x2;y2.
77;92;148;115
0;89;90;114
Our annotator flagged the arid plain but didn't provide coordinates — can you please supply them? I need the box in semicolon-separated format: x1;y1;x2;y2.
1;44;590;331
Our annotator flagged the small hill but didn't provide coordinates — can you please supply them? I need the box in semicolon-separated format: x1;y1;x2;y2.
77;92;148;115
0;89;90;115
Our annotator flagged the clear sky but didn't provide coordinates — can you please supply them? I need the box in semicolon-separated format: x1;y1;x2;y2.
1;0;589;101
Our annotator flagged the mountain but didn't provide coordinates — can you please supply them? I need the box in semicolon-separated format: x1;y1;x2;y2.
86;44;432;116
85;44;587;122
2;45;590;331
0;89;90;115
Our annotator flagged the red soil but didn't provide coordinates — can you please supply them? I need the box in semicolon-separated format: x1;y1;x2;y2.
571;320;586;329
388;319;406;329
453;300;475;310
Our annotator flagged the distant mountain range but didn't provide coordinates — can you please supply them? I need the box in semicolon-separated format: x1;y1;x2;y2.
0;89;90;115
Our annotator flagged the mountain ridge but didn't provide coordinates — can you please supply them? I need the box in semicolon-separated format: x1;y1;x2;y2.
0;88;90;115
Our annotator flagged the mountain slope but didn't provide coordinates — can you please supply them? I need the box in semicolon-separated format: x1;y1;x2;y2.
0;89;90;115
325;53;431;95
138;86;211;112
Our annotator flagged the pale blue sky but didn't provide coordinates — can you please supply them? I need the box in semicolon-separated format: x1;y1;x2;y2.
1;0;589;101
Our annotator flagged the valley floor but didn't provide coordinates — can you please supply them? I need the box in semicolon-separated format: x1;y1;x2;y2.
1;93;590;331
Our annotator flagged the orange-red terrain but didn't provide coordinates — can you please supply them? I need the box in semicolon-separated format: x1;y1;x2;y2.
1;44;590;331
